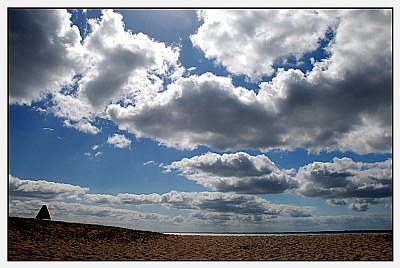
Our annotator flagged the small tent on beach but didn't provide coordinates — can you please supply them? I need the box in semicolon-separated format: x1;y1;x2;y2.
35;205;51;220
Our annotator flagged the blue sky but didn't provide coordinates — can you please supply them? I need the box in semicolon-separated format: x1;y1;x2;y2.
8;9;392;232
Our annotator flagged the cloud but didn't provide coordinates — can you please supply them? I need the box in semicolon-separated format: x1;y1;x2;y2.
9;174;390;231
191;10;338;80
9;9;183;134
50;92;96;123
9;175;89;200
9;9;84;105
8;199;171;227
296;158;392;210
78;9;183;110
42;127;55;131
9;199;390;232
86;189;313;219
165;152;296;194
326;199;347;206
348;202;369;212
9;9;391;154
85;192;161;205
63;119;101;135
106;133;132;149
160;191;314;218
106;10;391;154
143;160;156;166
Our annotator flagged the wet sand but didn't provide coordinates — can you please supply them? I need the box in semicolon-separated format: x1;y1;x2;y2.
8;217;393;261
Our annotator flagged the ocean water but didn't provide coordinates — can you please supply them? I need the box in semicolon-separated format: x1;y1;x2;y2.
163;230;392;236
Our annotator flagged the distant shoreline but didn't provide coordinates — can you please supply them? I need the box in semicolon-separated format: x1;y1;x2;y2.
164;229;393;236
9;216;392;236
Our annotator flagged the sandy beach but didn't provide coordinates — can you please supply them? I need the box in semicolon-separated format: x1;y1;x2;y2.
8;217;393;261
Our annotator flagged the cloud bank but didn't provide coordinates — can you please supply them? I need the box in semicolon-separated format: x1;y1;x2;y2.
165;152;296;194
296;157;392;209
9;175;89;200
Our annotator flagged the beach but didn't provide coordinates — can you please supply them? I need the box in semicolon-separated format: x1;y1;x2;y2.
8;217;393;261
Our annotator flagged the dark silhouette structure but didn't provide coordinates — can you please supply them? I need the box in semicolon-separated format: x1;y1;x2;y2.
35;205;51;220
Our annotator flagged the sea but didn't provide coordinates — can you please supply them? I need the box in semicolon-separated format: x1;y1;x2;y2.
163;230;392;236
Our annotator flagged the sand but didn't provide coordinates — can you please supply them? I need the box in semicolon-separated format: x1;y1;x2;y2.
8;217;393;261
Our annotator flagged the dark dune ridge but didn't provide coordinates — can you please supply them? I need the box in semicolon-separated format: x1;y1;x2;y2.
8;217;393;261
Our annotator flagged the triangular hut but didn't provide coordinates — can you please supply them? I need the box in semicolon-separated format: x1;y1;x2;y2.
35;204;51;220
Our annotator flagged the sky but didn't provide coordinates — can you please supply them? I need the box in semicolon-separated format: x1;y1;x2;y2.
7;8;393;233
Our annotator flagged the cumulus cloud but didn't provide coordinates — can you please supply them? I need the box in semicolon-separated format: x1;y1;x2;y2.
191;10;338;80
296;158;392;210
50;93;96;123
63;119;101;135
163;191;314;218
9;9;84;105
10;9;183;134
326;199;347;206
78;10;183;110
85;192;161;205
9;9;392;154
348;202;369;212
165;152;296;194
85;190;313;218
106;133;132;149
107;10;391;154
9;175;89;200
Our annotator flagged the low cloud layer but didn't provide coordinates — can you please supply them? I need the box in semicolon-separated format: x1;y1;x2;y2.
165;152;296;194
9;175;89;200
10;175;313;219
296;157;392;209
8;172;391;231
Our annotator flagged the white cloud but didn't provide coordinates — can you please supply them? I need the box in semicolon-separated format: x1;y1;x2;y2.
9;9;183;136
86;192;161;205
143;160;156;166
191;10;338;81
8;199;172;230
63;119;101;135
78;9;183;110
9;175;89;200
9;199;391;232
9;9;85;104
107;10;391;154
165;152;296;194
326;199;347;206
9;9;392;154
85;189;314;219
50;92;96;123
296;158;392;210
106;133;132;149
42;127;55;131
8;174;391;231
